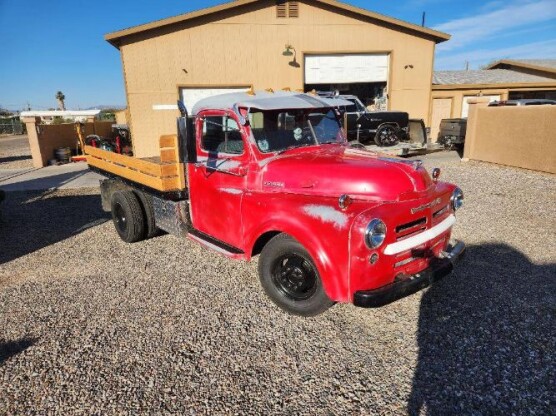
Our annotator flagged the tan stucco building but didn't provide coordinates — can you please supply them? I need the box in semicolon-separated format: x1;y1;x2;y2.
430;59;556;140
105;0;449;157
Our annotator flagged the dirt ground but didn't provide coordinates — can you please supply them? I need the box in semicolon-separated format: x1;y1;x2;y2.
0;156;554;415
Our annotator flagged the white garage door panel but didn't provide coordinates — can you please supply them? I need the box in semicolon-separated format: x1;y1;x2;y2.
305;54;389;84
180;87;250;113
461;95;500;118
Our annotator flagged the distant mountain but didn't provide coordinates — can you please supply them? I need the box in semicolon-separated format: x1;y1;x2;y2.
85;105;126;110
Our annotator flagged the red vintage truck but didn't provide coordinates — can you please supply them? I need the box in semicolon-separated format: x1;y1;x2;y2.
86;91;465;316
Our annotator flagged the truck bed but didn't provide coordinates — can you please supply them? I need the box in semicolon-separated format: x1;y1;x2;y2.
85;134;186;192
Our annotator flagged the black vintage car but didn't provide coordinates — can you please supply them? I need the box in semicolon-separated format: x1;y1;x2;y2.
322;94;409;146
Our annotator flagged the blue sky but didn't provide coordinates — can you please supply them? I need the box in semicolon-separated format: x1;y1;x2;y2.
0;0;554;110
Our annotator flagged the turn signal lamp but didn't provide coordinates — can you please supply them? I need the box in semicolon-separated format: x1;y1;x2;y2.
338;194;352;210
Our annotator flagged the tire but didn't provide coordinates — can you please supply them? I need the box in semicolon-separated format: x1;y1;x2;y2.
374;124;401;147
258;233;334;316
111;190;145;243
133;190;158;239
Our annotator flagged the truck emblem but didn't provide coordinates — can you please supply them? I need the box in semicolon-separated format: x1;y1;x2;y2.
411;197;441;214
264;181;284;188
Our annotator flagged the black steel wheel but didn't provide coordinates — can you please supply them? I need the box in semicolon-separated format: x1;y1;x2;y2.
272;254;318;301
111;190;145;243
374;124;401;147
259;234;334;316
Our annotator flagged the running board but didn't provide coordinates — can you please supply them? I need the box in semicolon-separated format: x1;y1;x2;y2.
188;228;245;257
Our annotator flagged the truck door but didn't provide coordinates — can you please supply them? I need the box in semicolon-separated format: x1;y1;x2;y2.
188;110;248;249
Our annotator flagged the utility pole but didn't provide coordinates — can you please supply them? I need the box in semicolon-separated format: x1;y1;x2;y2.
422;12;426;27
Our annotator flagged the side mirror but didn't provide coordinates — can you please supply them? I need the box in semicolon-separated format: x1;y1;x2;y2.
177;99;187;117
177;100;196;163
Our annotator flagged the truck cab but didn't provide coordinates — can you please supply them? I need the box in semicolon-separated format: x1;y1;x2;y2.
92;90;465;316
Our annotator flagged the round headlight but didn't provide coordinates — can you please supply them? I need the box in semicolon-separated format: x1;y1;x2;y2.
451;187;464;211
365;219;387;249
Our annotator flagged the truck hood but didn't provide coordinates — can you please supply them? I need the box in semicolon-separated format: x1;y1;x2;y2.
259;146;433;201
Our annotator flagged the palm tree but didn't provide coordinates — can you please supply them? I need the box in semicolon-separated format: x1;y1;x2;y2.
55;91;66;111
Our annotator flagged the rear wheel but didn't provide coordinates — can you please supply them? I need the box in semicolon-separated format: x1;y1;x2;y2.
134;190;158;239
258;234;334;316
374;124;401;147
111;191;145;243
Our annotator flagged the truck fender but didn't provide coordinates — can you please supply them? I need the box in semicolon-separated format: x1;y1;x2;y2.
246;218;348;302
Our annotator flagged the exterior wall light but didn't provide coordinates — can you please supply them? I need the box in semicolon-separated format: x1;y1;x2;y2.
282;45;300;67
282;45;294;56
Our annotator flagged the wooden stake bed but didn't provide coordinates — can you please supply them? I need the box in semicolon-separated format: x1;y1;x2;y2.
85;134;186;192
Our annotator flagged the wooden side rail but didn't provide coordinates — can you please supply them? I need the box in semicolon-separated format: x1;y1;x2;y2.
85;134;185;192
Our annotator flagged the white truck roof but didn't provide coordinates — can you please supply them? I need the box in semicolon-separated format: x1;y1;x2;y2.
191;90;351;115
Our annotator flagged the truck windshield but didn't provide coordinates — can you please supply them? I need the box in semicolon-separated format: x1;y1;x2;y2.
346;98;366;112
249;108;345;153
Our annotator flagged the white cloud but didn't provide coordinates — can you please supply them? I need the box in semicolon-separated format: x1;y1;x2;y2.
434;0;556;52
434;39;556;69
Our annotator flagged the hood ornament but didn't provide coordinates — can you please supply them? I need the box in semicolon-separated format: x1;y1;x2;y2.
412;160;423;170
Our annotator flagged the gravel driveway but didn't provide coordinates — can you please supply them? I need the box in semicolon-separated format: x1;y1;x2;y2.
0;135;33;169
0;159;554;415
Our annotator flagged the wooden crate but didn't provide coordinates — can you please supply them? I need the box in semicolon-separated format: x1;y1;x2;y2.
85;135;185;192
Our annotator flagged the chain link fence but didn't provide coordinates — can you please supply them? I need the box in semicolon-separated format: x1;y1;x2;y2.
0;120;25;135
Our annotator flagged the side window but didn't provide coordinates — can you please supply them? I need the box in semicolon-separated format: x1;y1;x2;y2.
201;116;243;155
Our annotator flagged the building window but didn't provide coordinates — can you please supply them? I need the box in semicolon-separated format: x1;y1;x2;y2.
276;1;299;18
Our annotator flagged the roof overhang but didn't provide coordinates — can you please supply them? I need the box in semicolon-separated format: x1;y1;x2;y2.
432;82;556;91
105;0;450;49
486;59;556;75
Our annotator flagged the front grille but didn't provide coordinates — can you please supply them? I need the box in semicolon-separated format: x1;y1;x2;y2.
433;205;449;219
394;257;416;268
396;217;427;240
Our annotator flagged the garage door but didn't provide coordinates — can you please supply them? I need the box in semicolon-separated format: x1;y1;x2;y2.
305;54;389;84
431;98;452;142
461;95;500;118
179;87;250;113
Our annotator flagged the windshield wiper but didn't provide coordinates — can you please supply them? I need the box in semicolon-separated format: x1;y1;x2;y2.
276;143;313;155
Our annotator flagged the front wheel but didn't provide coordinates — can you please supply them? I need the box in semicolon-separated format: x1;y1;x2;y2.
258;234;334;316
374;125;401;147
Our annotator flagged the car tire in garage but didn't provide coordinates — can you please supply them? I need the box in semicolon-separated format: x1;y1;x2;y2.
111;190;146;243
258;233;334;316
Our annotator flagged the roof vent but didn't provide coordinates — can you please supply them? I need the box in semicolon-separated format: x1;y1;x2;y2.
276;1;299;18
276;1;287;18
289;1;299;18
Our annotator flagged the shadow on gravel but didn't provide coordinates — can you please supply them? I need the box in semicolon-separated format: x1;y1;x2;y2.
408;243;555;415
0;169;89;192
0;155;32;164
0;190;109;264
0;337;37;364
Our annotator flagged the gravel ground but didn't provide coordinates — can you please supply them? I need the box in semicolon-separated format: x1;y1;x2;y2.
0;135;33;169
0;159;554;415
